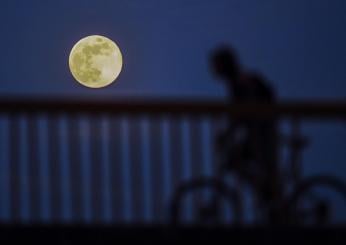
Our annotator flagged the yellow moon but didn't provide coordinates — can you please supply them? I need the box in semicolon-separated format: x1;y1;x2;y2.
69;35;123;88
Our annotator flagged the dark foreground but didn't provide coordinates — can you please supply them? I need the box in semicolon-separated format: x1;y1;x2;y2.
0;224;345;244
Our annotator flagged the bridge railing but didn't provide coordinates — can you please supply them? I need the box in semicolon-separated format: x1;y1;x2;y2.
0;97;344;224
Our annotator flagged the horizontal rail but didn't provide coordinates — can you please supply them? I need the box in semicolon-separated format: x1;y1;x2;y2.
0;225;344;243
0;97;345;119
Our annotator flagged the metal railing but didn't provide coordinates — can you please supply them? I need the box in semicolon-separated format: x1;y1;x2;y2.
0;97;345;224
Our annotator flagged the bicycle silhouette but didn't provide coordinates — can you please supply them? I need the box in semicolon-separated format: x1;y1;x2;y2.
170;118;346;225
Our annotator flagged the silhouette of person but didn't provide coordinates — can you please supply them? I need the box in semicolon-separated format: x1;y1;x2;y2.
210;45;281;223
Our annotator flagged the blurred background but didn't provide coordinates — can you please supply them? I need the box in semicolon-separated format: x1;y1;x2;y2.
0;0;345;227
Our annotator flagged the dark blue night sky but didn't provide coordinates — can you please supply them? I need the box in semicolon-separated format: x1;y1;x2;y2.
1;0;346;99
0;0;345;223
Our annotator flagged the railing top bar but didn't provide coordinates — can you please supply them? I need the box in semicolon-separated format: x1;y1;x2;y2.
0;97;345;119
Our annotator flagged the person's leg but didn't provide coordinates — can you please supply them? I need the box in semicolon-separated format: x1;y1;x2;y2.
255;123;283;224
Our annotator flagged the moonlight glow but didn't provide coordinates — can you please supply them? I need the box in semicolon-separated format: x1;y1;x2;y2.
69;35;123;88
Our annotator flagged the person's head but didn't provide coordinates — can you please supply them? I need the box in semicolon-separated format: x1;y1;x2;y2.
210;45;240;81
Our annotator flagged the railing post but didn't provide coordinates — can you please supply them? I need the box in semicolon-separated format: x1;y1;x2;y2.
289;118;304;183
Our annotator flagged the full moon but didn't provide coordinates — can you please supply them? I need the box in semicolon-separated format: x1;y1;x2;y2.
69;35;123;88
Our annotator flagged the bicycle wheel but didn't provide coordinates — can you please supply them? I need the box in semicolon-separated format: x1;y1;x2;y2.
170;177;243;226
286;175;346;225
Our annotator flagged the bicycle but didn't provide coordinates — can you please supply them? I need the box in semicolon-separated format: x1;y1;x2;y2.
170;120;346;225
